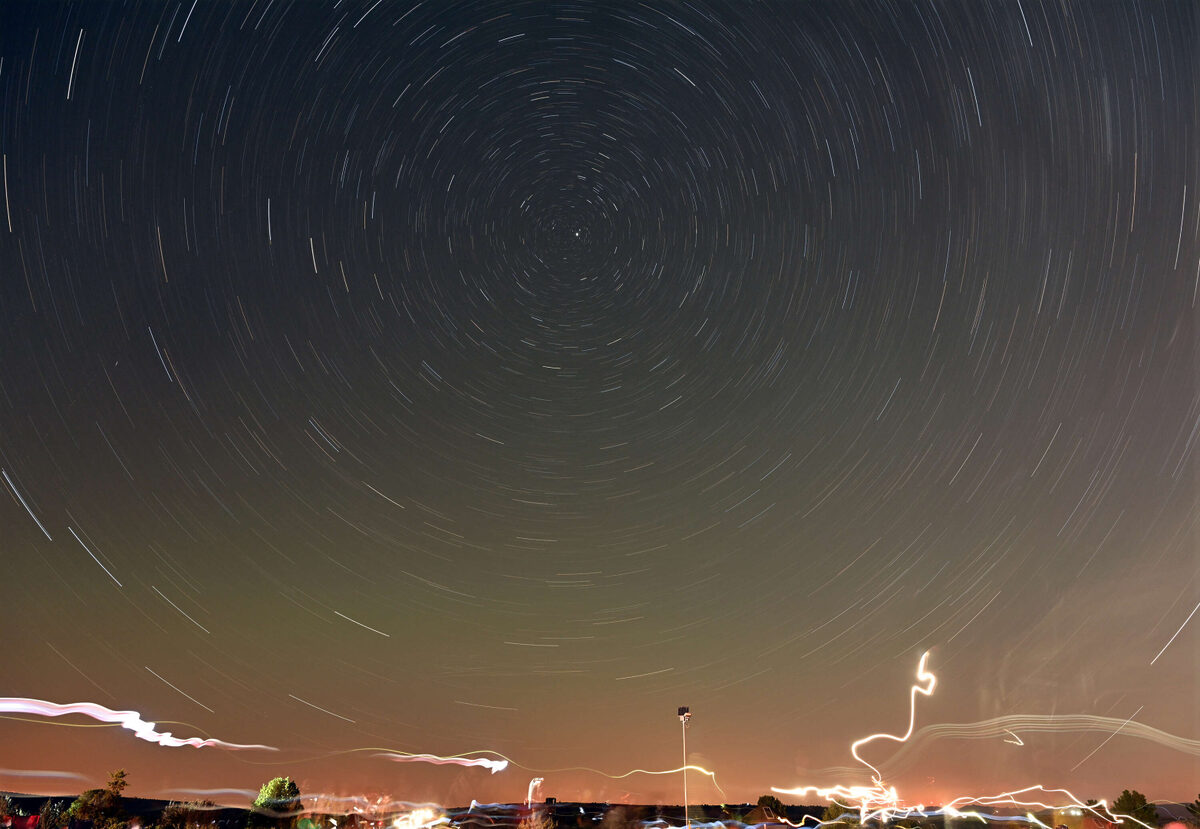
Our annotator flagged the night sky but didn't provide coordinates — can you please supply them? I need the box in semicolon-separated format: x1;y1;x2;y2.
2;0;1198;810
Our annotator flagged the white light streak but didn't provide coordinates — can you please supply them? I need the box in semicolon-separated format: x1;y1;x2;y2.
1150;598;1200;665
288;693;355;723
3;469;53;540
69;527;123;587
0;697;273;750
334;610;390;637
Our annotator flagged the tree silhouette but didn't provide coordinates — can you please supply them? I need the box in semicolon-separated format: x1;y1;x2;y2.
821;801;858;826
39;800;67;829
756;796;786;819
106;770;128;797
1111;791;1157;827
67;790;122;829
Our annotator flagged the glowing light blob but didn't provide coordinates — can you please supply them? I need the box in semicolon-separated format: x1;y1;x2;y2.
526;778;544;807
392;808;446;829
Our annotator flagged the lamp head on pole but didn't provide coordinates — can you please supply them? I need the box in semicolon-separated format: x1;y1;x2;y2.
677;706;691;724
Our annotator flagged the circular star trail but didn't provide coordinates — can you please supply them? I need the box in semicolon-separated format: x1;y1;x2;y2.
1;0;1197;806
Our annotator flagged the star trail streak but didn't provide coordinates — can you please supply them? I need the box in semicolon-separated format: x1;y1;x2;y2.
1;0;1197;806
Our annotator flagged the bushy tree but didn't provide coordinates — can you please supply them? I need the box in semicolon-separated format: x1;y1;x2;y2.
252;777;298;811
106;770;128;797
67;790;120;824
67;770;130;829
757;796;786;819
161;801;218;829
1111;791;1157;827
821;801;857;826
39;799;68;829
1186;796;1200;825
253;778;300;811
249;778;302;829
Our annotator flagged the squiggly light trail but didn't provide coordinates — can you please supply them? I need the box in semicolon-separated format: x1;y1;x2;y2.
771;655;1160;829
0;697;275;750
876;713;1200;774
772;652;934;819
302;792;454;818
0;707;509;776
851;652;938;779
376;752;509;774
510;761;726;801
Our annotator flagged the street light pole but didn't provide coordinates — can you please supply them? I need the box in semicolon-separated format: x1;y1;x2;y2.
677;707;692;829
